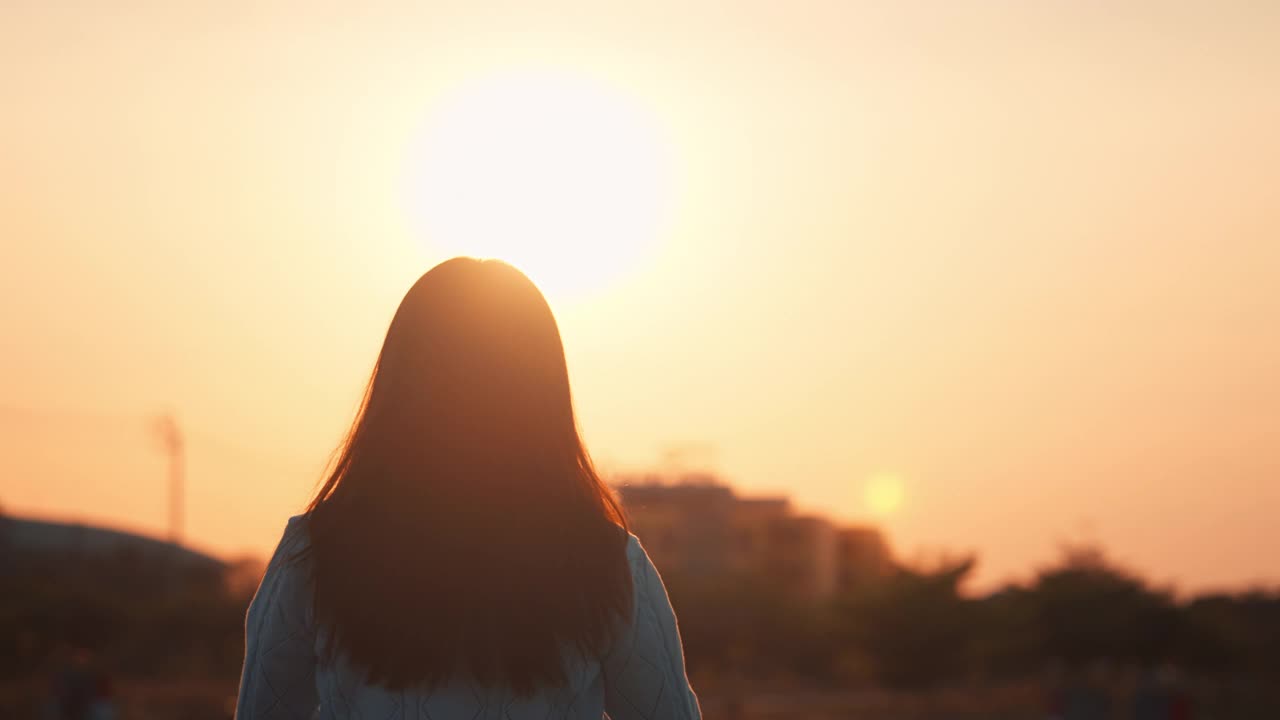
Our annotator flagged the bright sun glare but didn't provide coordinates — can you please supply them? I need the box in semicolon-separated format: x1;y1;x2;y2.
865;474;905;517
409;69;672;298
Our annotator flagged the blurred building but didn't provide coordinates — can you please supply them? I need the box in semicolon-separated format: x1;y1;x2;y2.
0;514;221;568
728;498;838;599
617;475;890;600
0;511;228;594
835;526;896;592
614;474;735;578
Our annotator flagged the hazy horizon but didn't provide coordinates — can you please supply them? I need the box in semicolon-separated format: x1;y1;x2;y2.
2;1;1277;592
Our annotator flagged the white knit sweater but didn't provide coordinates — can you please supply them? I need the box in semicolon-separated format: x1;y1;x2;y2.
235;516;701;719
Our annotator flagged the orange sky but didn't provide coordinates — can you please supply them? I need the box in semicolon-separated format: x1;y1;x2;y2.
2;1;1277;592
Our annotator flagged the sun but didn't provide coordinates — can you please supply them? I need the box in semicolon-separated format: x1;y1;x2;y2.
408;68;673;299
865;473;905;517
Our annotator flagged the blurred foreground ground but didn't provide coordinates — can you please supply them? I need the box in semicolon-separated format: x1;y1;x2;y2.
5;679;1280;720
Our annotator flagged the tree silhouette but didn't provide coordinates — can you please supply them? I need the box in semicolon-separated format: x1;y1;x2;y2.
832;555;978;689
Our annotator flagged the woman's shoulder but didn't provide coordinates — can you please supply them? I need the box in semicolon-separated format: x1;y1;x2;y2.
265;514;312;570
621;531;658;578
284;513;311;543
284;514;308;535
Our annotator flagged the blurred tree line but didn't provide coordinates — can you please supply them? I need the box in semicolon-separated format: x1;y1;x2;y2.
0;545;260;689
664;545;1280;698
2;537;1278;714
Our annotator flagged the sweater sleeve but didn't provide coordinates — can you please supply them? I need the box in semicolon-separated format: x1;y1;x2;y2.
602;536;701;720
235;518;319;720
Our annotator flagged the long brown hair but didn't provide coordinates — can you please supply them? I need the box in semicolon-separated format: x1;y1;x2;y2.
305;257;630;693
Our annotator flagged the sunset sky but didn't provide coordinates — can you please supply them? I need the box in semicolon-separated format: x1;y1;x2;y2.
2;1;1277;592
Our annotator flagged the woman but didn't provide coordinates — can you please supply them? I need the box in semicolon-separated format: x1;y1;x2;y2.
236;258;699;719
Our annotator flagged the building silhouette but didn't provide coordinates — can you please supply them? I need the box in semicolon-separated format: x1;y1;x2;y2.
0;510;228;599
616;474;893;600
835;526;895;591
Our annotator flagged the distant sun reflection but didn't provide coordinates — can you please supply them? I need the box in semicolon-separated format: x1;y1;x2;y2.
408;68;673;299
865;473;905;517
